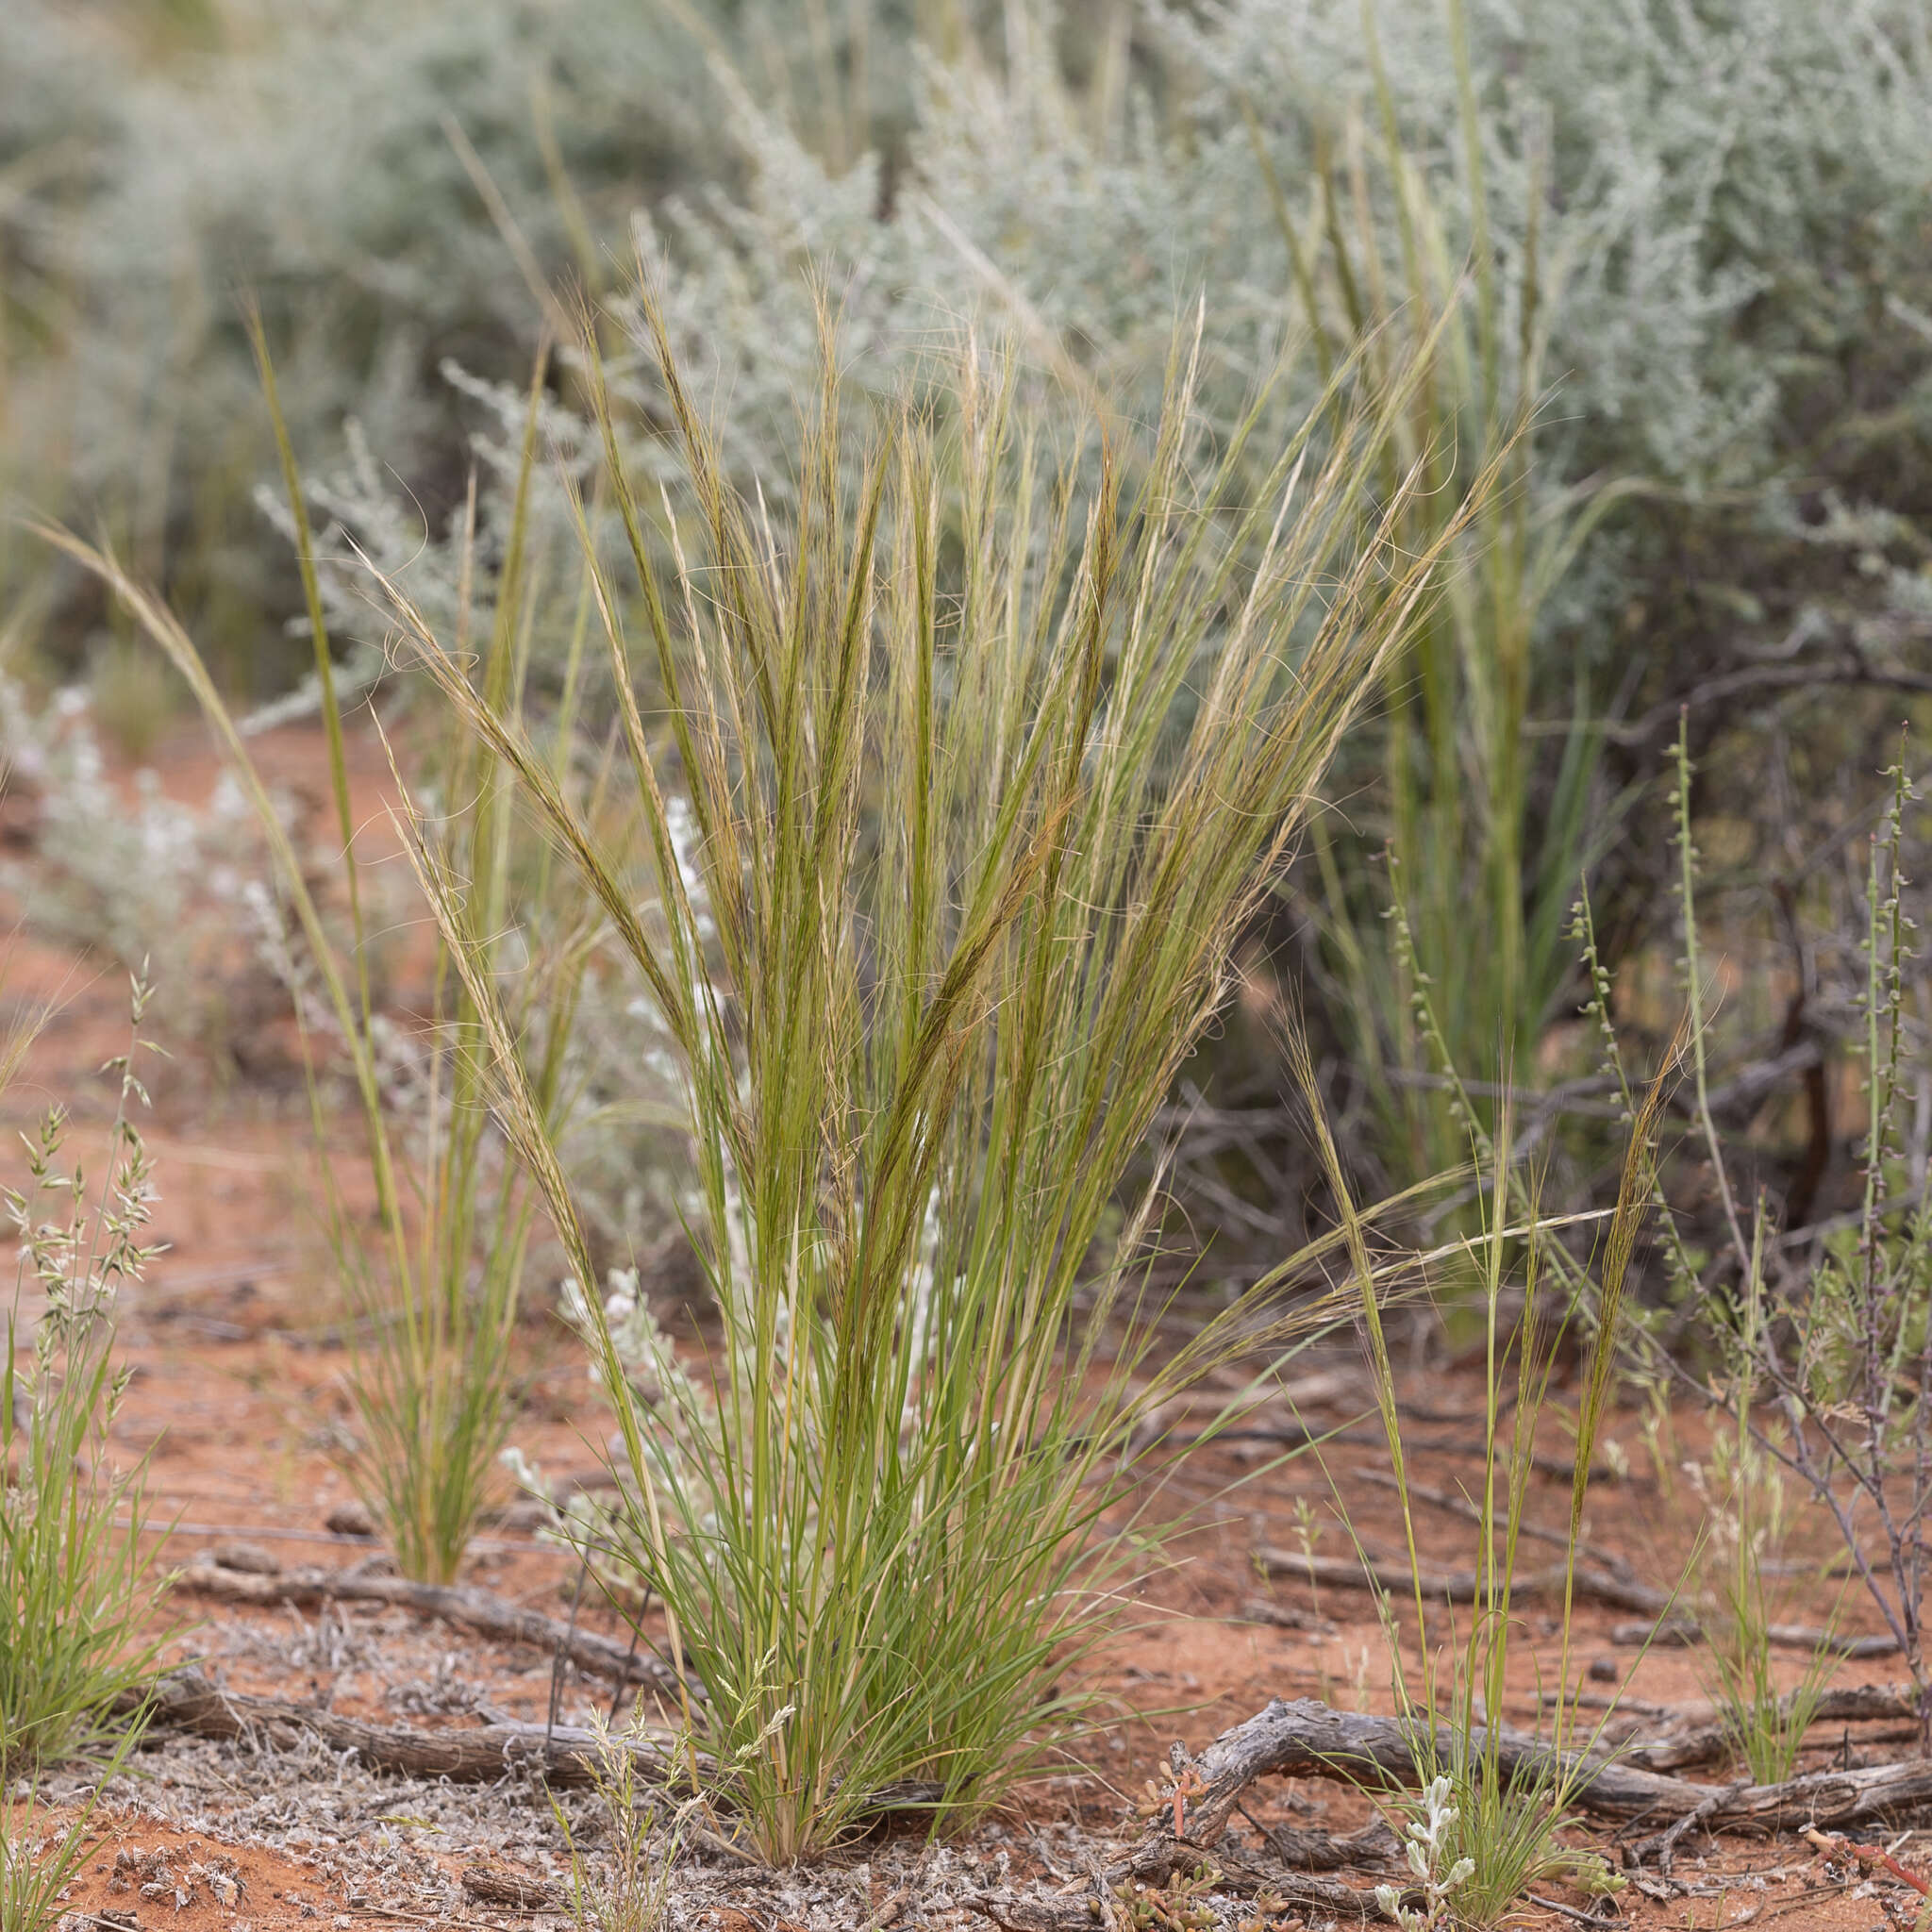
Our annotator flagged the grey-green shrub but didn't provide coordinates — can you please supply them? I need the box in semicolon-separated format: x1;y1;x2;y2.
13;0;1932;1247
0;0;857;675
11;0;1930;714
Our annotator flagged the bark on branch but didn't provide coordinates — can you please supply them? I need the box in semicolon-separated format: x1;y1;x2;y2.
133;1668;944;1814
1612;1613;1901;1658
1257;1547;1669;1617
961;1835;1389;1929
1625;1684;1921;1772
1177;1696;1932;1840
1262;1548;1901;1658
174;1555;678;1690
136;1666;680;1788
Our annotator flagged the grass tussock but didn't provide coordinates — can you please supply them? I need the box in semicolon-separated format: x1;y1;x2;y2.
0;962;170;1932
37;318;598;1587
2;971;175;1779
1291;1007;1677;1928
350;284;1503;1858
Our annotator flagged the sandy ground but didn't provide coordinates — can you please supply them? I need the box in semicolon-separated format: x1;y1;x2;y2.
5;719;1929;1932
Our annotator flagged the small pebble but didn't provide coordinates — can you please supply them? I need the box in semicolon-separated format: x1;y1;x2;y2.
1588;1657;1619;1683
325;1499;376;1537
210;1541;279;1575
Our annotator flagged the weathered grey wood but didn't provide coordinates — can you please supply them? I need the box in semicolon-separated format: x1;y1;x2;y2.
174;1555;677;1690
1178;1695;1932;1840
1257;1548;1670;1617
135;1668;944;1815
1611;1613;1901;1658
1625;1684;1922;1773
962;1836;1387;1930
461;1866;568;1910
1260;1549;1904;1663
139;1666;680;1788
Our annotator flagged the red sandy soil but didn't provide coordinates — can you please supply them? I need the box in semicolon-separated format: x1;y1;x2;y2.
4;719;1928;1932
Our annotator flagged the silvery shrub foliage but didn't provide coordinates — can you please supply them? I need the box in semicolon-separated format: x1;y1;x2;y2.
307;0;1932;710
1;0;738;655
652;0;1932;605
8;0;1926;674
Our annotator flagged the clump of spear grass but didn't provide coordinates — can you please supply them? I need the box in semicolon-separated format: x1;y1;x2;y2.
2;970;175;1779
0;854;163;1927
398;287;1501;1859
38;313;600;1588
2;968;175;1932
1259;1;1641;1236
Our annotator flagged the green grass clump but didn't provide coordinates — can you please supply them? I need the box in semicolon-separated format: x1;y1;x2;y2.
87;639;182;763
359;283;1494;1859
0;842;170;1926
1298;1010;1670;1928
552;1707;691;1932
1;968;172;1932
42;316;601;1589
1269;19;1636;1217
2;971;175;1777
1690;1421;1841;1785
245;323;579;1590
1606;725;1914;1757
2;1763;134;1932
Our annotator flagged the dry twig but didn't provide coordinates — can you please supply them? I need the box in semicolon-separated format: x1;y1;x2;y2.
1168;1695;1932;1839
174;1554;678;1690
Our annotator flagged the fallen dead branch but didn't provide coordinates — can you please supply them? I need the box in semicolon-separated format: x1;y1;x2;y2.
1635;1777;1747;1877
1610;1614;1902;1658
1257;1546;1668;1616
1263;1546;1905;1661
460;1867;567;1911
961;1835;1387;1929
960;1887;1117;1930
137;1665;682;1787
133;1667;944;1815
1174;1695;1932;1839
1624;1684;1922;1772
174;1553;678;1690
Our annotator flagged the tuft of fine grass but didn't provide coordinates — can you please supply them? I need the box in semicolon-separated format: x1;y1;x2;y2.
41;317;601;1588
0;886;163;1923
1;1729;141;1932
1;970;175;1777
1693;1445;1842;1785
87;638;182;764
1291;1007;1676;1928
552;1705;692;1932
252;325;596;1589
1261;2;1645;1252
